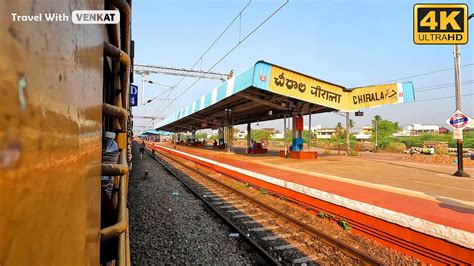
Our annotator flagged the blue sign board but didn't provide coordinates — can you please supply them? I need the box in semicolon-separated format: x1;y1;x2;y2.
130;84;138;107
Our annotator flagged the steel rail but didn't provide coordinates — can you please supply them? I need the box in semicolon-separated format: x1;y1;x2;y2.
148;150;280;266
152;147;385;266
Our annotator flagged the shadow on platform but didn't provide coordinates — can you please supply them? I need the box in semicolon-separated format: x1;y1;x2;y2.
425;192;474;214
374;159;449;175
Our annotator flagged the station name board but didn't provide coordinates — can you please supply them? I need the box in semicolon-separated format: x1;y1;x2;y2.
268;66;405;111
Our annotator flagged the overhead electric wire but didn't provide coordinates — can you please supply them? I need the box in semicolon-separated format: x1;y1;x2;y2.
149;0;253;116
379;63;474;83
415;80;474;93
158;0;289;116
146;87;174;104
415;80;472;90
195;0;253;69
141;80;175;105
411;93;474;103
145;80;174;88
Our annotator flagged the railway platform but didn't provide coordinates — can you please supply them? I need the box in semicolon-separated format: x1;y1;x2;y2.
147;142;474;264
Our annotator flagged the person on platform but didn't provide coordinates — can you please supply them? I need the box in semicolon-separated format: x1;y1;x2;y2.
140;140;145;159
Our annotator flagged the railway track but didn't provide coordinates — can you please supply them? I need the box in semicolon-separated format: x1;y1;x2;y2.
148;148;384;265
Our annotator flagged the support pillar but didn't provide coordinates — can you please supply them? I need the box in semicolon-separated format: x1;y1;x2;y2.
292;112;297;140
192;130;196;141
345;112;350;155
247;122;251;151
308;106;312;151
291;112;303;151
283;114;288;157
173;132;177;148
218;126;224;146
224;109;233;153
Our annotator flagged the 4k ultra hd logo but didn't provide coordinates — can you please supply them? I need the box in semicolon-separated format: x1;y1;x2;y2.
414;4;468;44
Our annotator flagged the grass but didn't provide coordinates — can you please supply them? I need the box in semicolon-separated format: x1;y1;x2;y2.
317;211;327;219
347;149;358;156
338;219;351;230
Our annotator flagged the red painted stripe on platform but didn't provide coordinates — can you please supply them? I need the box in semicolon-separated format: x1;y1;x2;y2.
163;145;474;233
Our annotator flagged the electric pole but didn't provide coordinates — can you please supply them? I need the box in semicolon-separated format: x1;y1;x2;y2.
375;119;378;150
346;112;350;155
452;44;470;177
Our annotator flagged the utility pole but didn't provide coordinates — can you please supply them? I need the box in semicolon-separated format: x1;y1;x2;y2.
345;112;350;155
452;44;470;177
308;105;312;151
284;114;288;157
375;119;378;150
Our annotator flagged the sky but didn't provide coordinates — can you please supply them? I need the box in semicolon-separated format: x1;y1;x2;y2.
131;0;473;132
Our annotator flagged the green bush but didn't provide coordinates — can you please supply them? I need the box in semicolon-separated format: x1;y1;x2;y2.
384;142;407;153
348;149;358;156
195;133;208;139
398;132;473;149
338;220;351;230
317;212;327;218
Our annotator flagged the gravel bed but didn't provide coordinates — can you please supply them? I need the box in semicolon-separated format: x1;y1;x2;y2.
128;145;265;265
155;151;337;265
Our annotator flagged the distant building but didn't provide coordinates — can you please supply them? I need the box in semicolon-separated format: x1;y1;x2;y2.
409;124;439;134
273;132;284;139
260;128;286;139
315;128;336;139
236;130;247;139
360;126;373;135
439;127;449;134
465;121;474;131
393;124;439;137
354;133;371;141
261;128;276;134
303;125;322;135
355;125;372;141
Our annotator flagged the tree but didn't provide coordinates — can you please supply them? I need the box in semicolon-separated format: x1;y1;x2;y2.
335;122;344;137
370;116;402;148
372;115;382;128
344;119;355;141
249;130;270;141
394;122;401;132
196;133;208;139
349;119;355;129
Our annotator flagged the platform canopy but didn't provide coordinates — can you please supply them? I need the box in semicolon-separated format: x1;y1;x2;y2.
140;129;171;136
156;61;415;132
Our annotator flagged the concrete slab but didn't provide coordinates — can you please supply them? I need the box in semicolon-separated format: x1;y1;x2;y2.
158;142;474;226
